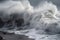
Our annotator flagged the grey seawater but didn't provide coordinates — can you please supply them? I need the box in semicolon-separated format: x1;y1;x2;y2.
0;0;60;40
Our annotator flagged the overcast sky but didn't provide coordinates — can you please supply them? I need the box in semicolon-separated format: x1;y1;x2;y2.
0;0;60;6
0;0;60;9
29;0;60;9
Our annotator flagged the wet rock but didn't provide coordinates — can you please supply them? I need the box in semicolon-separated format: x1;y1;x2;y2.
0;31;7;35
4;19;13;28
0;18;5;28
6;19;12;24
9;13;24;27
10;13;19;20
0;31;14;35
0;31;34;40
45;28;50;32
15;18;24;27
0;36;3;40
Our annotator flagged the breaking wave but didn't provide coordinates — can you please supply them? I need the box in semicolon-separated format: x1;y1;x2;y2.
0;0;60;40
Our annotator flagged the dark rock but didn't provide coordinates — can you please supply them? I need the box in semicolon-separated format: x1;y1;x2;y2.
9;13;24;27
0;31;7;35
4;19;13;28
0;31;14;35
10;13;19;20
0;31;34;40
57;32;60;34
6;19;12;24
45;28;50;32
0;36;3;40
0;18;5;28
15;18;24;27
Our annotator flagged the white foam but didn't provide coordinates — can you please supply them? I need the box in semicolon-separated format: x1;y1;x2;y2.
0;0;60;40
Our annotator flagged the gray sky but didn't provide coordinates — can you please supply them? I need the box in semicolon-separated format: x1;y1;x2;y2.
0;0;60;9
29;0;60;9
0;0;60;7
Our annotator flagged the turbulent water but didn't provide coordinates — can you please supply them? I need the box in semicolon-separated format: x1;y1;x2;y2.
0;0;60;40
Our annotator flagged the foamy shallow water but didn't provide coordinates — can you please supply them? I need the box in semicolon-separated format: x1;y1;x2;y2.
0;28;60;40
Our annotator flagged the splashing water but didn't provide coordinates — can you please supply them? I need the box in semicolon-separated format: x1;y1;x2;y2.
0;0;60;40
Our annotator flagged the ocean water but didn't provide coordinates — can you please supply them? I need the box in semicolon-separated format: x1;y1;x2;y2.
0;0;60;40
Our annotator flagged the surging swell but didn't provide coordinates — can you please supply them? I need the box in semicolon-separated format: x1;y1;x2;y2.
0;0;60;40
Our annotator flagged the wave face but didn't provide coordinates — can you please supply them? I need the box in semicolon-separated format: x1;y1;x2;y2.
0;0;60;40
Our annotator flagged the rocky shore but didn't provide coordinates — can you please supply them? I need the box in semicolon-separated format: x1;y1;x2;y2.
0;31;34;40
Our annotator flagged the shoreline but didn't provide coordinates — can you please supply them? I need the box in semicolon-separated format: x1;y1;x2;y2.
0;31;34;40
